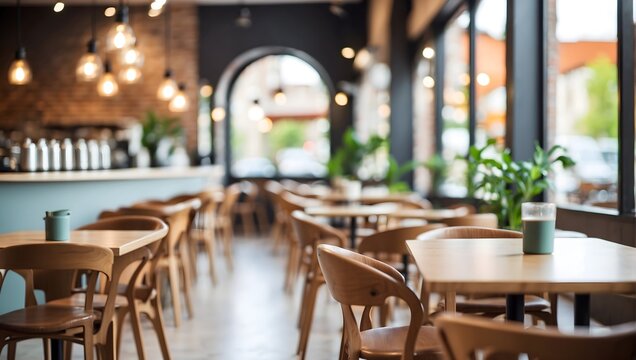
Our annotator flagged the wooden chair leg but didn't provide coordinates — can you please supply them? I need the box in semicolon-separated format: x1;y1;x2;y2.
241;211;255;236
167;256;183;327
127;299;146;360
187;235;199;283
7;341;16;360
114;308;128;359
297;278;321;360
203;235;217;285
284;243;299;292
297;275;312;329
83;324;94;360
179;246;195;319
223;224;234;271
41;338;51;360
149;297;171;360
63;340;73;360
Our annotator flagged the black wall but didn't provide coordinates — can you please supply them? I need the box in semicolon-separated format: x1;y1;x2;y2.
198;2;368;163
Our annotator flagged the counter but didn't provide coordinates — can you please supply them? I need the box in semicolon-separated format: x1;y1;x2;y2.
0;165;223;233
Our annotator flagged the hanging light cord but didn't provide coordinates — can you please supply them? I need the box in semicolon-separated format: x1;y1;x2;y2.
165;3;171;71
90;0;96;42
16;0;22;49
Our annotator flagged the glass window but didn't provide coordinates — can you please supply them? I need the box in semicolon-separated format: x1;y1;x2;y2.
547;0;618;208
413;44;437;194
475;0;507;148
230;55;330;178
440;10;470;197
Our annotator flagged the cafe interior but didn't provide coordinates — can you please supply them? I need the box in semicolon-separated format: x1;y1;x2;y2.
0;0;635;359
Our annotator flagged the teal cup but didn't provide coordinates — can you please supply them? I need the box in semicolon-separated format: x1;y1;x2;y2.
44;209;71;241
522;202;556;254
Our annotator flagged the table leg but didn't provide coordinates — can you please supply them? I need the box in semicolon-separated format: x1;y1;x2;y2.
445;292;457;312
506;294;525;322
574;293;591;327
349;216;357;249
51;339;63;360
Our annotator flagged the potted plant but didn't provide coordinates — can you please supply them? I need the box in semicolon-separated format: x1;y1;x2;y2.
469;139;575;230
141;111;184;167
327;128;386;196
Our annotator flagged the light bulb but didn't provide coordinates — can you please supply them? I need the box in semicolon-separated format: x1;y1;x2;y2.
8;48;32;85
258;117;273;133
121;45;144;67
76;41;103;82
169;83;189;112
157;70;178;100
211;107;226;121
341;47;355;59
106;6;136;51
97;62;118;97
119;64;142;84
247;100;265;122
273;89;286;105
334;92;348;106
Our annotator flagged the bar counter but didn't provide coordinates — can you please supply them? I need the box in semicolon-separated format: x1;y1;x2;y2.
0;165;223;232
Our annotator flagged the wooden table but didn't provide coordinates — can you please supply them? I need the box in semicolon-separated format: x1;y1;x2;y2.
406;237;636;326
0;229;168;360
305;204;398;248
389;208;466;222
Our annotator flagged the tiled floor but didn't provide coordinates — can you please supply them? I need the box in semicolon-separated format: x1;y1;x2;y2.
4;234;598;359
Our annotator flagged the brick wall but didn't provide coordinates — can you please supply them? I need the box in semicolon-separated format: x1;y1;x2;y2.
0;5;198;151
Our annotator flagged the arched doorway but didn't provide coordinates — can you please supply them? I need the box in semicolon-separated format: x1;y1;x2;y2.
213;47;335;182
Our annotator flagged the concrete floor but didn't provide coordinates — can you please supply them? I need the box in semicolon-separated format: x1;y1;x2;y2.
3;235;599;359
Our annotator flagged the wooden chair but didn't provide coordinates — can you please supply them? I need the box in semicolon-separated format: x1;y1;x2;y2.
317;244;441;360
264;180;286;253
233;181;269;236
291;211;347;360
118;202;194;328
417;227;555;325
435;314;636;360
358;224;447;326
185;191;224;286
214;183;242;271
0;243;113;360
443;213;498;228
446;203;476;215
66;215;170;360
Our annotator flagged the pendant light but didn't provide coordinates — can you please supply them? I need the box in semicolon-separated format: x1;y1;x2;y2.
121;41;144;67
8;0;32;85
76;0;103;82
106;0;136;51
97;60;119;97
157;3;177;100
169;83;189;112
119;64;142;84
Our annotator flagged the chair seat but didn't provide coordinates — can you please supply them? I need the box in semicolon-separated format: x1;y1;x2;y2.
441;295;550;313
49;293;128;309
0;305;96;334
359;325;440;359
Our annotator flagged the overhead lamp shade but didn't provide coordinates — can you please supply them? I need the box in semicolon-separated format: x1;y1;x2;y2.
157;70;178;100
106;6;136;51
119;64;142;84
97;62;118;97
8;48;32;85
169;83;189;112
76;41;103;82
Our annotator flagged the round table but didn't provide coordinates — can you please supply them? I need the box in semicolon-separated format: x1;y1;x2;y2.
388;208;467;222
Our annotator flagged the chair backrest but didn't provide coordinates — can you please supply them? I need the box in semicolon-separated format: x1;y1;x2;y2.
417;226;522;241
79;215;167;232
358;224;447;256
317;244;425;360
442;213;499;228
436;314;636;360
447;203;477;215
290;211;346;250
0;243;113;311
219;183;242;218
117;205;191;255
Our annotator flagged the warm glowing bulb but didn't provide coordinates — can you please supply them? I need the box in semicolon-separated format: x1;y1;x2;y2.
334;92;348;106
121;46;144;67
97;72;118;97
8;58;32;85
258;117;273;133
76;52;103;82
247;101;265;122
422;76;435;88
211;107;226;121
274;90;286;105
148;8;161;17
157;75;178;101
378;104;391;118
200;84;213;97
104;7;116;17
53;2;65;12
119;65;142;84
169;86;189;112
341;47;355;59
422;47;435;59
106;18;136;51
477;72;491;86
